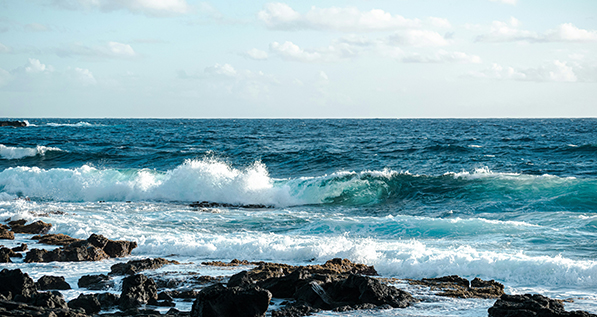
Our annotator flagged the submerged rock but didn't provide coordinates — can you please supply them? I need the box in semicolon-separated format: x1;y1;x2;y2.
191;284;272;317
488;294;597;317
36;276;71;290
110;258;180;275
190;201;273;209
409;275;505;299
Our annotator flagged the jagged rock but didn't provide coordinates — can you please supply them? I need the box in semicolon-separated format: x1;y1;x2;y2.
271;304;321;317
191;284;272;317
68;294;102;314
190;201;273;209
9;220;52;234
103;239;138;258
0;269;37;300
0;121;27;127
409;275;505;299
0;298;88;317
228;271;253;288
119;274;158;310
12;243;28;252
27;291;68;309
0;227;14;240
98;292;120;308
36;276;71;290
488;294;597;317
78;274;114;290
110;258;180;275
166;290;201;299
24;234;136;263
202;259;251;267
32;234;82;246
0;249;10;263
326;274;414;309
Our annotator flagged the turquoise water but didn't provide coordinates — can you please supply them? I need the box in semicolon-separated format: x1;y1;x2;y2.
1;118;596;315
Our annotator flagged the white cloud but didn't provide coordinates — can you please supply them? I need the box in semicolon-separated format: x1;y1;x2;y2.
468;60;587;82
270;41;325;62
0;68;10;86
388;30;450;47
51;0;191;17
258;3;421;31
56;41;138;59
477;19;597;43
403;50;482;64
428;17;451;28
489;0;517;5
0;42;9;53
25;58;53;73
204;63;238;77
70;67;97;85
246;48;268;60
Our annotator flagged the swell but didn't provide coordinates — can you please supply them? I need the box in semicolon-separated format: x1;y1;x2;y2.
1;160;596;213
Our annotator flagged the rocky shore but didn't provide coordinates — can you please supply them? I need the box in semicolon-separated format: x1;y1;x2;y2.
1;219;595;317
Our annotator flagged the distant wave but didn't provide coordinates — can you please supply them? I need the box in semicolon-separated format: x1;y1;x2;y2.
1;159;595;209
45;121;102;127
0;144;63;160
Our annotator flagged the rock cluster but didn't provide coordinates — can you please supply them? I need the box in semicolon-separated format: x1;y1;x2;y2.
111;258;180;275
25;233;137;263
489;294;597;317
0;120;27;127
408;275;505;299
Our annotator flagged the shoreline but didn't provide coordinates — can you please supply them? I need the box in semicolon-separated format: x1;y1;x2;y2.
2;219;596;317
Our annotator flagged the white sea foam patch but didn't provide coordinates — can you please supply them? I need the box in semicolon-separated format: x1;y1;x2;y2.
0;144;63;159
46;121;100;127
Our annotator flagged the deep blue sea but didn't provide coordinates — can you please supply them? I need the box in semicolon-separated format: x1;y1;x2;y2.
1;118;597;316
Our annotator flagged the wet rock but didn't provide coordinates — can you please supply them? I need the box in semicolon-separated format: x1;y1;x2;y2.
190;201;273;209
488;294;597;317
0;121;27;127
409;275;505;299
27;291;68;309
78;274;114;290
228;271;253;288
325;274;415;309
9;220;52;234
103;238;138;258
0;249;11;263
98;292;120;308
110;258;180;275
191;284;272;317
119;274;158;310
68;294;102;314
12;243;28;252
32;233;82;246
202;259;251;267
36;275;71;290
166;290;201;299
0;298;88;317
0;227;14;240
271;304;321;317
24;248;47;263
0;269;38;300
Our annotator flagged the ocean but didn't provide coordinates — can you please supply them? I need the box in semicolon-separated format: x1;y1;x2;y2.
1;118;596;316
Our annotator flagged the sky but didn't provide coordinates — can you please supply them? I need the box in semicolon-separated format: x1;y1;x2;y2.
0;0;596;118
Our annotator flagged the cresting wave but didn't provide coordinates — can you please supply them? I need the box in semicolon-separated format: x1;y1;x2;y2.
0;144;63;160
1;159;596;207
45;121;101;127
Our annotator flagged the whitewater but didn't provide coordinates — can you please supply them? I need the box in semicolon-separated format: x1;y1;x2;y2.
1;118;596;316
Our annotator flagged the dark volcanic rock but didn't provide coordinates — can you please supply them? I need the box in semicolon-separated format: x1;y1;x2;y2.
28;291;68;309
119;274;158;310
32;233;82;246
190;201;273;209
191;284;272;317
103;238;138;258
12;243;28;252
0;269;37;300
78;274;114;290
409;275;505;299
326;274;415;309
0;298;88;317
0;248;11;263
202;259;251;267
9;220;52;234
271;304;321;317
489;294;597;317
36;275;71;290
0;121;27;127
110;258;180;275
25;234;136;263
68;294;102;314
0;227;14;240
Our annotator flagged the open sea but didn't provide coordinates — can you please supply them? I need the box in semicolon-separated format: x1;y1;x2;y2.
1;118;596;316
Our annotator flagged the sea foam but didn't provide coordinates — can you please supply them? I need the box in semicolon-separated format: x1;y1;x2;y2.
0;144;63;160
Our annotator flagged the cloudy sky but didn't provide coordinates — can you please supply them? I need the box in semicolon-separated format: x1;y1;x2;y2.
1;0;596;118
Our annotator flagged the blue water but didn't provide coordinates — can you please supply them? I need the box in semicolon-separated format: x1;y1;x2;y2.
1;118;596;315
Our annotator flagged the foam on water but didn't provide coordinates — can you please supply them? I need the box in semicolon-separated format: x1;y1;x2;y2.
0;144;63;160
45;121;101;127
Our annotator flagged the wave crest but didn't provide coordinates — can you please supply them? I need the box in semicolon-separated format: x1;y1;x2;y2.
0;144;63;160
